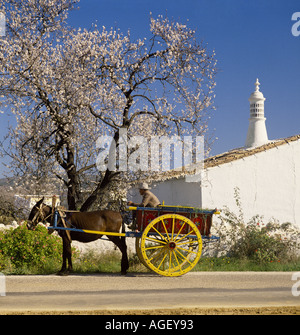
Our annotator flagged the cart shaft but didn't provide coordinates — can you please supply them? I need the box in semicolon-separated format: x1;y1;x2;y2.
48;226;126;237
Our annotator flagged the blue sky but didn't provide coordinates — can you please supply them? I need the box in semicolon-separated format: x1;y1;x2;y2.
66;0;300;156
0;0;299;176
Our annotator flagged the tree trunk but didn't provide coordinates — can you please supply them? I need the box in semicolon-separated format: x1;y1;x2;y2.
65;146;80;210
80;129;122;212
79;169;116;212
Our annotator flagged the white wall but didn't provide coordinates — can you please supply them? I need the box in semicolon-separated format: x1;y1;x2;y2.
153;178;202;207
202;140;300;227
128;140;300;227
128;178;202;208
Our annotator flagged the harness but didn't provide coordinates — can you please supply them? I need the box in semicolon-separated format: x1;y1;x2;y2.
32;201;72;243
31;203;52;225
55;208;73;243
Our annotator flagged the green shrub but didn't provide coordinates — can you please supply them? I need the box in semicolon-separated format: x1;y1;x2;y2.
0;223;63;271
213;187;300;264
229;221;289;263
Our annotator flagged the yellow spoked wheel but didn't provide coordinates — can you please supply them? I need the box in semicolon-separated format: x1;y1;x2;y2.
140;214;202;277
135;237;151;270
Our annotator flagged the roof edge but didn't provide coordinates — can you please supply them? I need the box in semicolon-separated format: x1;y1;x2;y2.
205;134;300;169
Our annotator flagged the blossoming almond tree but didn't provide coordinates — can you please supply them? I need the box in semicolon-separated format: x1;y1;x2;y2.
0;0;217;211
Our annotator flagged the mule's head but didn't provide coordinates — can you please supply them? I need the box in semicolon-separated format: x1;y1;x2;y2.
27;197;52;230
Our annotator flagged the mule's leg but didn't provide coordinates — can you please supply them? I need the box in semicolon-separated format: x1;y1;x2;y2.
66;240;73;273
108;235;129;275
58;237;72;275
120;235;129;274
120;222;129;274
58;238;67;275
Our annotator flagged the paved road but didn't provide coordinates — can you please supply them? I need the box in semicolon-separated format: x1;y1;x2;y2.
0;272;299;314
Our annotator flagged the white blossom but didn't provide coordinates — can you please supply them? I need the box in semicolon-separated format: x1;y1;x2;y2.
0;1;217;210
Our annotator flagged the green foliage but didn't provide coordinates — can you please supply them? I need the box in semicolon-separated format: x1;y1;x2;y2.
230;221;288;263
0;223;63;272
214;187;300;264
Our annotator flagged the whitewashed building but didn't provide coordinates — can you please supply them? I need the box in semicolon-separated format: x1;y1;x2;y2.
131;80;300;227
14;194;60;214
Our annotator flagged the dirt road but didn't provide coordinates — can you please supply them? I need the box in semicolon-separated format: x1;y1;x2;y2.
1;272;299;314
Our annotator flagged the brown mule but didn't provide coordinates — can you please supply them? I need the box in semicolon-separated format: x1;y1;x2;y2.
28;199;129;275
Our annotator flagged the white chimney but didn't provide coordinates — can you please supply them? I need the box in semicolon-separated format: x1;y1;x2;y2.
245;78;269;148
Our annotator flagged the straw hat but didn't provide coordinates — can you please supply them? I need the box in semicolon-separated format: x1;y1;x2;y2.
139;182;150;190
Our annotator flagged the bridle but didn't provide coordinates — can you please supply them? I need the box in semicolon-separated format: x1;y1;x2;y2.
30;203;52;227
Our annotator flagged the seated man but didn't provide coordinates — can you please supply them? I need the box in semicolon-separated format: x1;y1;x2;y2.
127;183;161;230
127;183;161;208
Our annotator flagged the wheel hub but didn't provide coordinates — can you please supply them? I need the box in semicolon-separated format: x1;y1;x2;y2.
168;241;176;250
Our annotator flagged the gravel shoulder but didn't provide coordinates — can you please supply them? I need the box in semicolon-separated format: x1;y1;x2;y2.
1;272;299;315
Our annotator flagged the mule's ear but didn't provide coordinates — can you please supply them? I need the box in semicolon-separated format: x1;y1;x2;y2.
36;197;45;207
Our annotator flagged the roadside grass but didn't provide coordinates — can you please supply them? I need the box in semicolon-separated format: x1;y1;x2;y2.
0;250;150;275
193;256;300;272
2;250;300;275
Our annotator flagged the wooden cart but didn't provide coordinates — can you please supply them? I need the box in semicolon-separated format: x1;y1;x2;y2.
128;205;219;277
51;204;220;277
